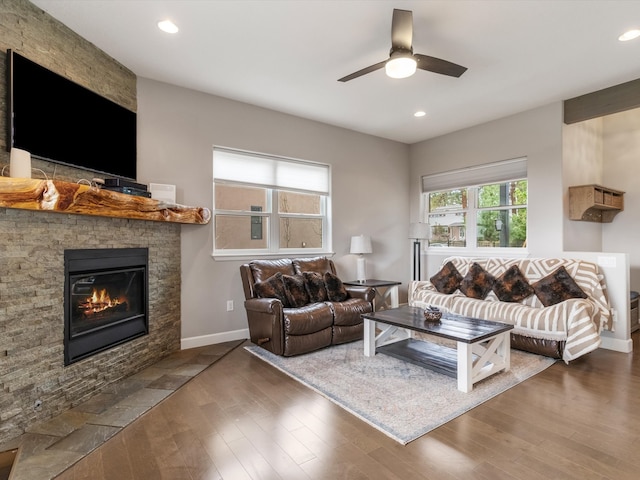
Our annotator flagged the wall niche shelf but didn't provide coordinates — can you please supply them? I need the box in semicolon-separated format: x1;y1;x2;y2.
0;177;210;224
568;184;624;223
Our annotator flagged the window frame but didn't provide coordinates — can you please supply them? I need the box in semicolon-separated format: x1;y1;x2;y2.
212;147;332;260
423;177;528;254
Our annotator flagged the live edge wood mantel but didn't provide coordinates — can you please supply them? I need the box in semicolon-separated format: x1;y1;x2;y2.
0;177;211;225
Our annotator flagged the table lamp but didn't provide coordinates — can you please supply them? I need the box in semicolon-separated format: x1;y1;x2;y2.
350;235;372;283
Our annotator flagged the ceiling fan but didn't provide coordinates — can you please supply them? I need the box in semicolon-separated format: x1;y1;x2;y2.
338;9;467;82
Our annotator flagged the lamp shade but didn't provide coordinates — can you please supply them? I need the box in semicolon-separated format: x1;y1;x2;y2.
409;223;431;240
350;235;372;255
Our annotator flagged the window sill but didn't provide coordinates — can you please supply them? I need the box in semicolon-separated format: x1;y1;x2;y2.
425;247;529;257
212;251;335;262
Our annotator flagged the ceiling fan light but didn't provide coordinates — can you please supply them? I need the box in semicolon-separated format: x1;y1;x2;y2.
385;57;417;79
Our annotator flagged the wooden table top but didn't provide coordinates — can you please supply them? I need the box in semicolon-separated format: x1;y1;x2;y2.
361;305;513;344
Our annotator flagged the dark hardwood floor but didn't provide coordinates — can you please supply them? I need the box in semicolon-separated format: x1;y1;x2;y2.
56;333;640;480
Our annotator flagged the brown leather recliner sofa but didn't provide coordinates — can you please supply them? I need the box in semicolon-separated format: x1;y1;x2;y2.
240;256;375;356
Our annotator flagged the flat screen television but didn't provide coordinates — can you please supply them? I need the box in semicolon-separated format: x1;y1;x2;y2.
6;49;137;180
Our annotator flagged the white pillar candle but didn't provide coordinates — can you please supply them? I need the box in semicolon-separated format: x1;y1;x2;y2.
9;148;31;178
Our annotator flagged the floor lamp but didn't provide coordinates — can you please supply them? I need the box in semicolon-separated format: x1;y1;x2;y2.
409;223;430;281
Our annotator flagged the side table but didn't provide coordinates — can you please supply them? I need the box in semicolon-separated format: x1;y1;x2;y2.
343;279;401;311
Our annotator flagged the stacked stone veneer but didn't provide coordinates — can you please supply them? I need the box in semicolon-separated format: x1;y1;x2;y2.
0;210;181;443
0;1;182;444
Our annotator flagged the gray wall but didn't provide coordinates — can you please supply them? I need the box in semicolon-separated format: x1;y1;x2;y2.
562;118;604;252
562;108;640;292
136;78;410;345
602;109;640;290
409;102;565;264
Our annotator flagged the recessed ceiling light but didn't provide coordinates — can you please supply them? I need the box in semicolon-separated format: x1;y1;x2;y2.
158;19;179;34
414;111;426;117
618;29;640;41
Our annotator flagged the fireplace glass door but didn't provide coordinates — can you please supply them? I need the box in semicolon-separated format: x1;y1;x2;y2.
69;268;145;336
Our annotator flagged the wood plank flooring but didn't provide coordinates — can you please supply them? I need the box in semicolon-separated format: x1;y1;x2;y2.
56;334;640;480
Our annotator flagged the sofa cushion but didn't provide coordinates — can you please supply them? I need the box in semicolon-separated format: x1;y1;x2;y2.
254;272;289;305
249;259;295;283
430;261;463;294
493;264;534;302
330;298;372;326
302;271;328;303
459;262;495;299
532;266;588;306
283;302;334;335
282;274;310;308
293;256;333;275
324;272;349;301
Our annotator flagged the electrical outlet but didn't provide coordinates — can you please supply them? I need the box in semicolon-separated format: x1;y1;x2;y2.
226;300;234;312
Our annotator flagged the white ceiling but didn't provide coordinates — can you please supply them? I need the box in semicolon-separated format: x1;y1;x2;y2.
31;0;640;144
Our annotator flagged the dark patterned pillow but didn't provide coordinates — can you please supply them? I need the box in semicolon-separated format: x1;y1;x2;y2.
493;264;534;302
430;261;463;294
532;266;588;307
459;262;495;299
303;271;328;303
254;272;288;306
324;272;348;302
282;274;310;308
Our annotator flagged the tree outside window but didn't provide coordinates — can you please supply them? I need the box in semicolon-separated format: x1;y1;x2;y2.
427;179;527;249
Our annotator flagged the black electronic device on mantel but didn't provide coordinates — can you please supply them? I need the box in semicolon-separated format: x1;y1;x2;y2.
6;49;137;180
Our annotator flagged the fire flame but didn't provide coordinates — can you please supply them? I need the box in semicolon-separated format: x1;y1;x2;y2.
83;288;122;314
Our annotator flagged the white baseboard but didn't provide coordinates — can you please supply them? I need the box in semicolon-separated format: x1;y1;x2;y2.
599;336;633;353
181;328;249;350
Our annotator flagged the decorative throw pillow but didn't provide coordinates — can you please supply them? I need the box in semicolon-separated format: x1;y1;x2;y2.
459;262;495;299
324;272;349;302
532;266;588;307
282;274;310;308
493;264;534;302
253;272;288;305
430;261;463;294
303;271;328;303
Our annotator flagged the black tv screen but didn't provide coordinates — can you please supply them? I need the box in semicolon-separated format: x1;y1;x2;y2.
7;50;137;180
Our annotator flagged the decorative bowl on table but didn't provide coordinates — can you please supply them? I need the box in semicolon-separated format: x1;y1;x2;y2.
423;306;442;323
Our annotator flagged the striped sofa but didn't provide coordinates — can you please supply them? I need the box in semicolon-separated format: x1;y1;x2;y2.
409;257;613;363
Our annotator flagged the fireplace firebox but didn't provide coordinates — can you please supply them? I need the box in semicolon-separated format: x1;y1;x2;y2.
64;248;149;365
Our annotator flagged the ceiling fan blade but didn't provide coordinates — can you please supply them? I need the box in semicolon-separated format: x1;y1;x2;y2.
391;9;413;51
415;54;468;77
338;61;386;82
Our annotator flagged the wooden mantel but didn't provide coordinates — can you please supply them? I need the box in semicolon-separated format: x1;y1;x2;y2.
0;177;211;224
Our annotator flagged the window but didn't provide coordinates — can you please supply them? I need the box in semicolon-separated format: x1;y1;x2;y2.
422;158;527;249
213;147;331;256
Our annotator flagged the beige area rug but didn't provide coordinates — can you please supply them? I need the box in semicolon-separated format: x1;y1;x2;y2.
245;340;555;444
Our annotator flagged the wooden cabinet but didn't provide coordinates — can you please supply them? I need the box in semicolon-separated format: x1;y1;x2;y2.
568;184;624;223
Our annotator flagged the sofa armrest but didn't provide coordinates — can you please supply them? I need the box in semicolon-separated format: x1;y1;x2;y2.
345;285;375;303
244;297;283;314
244;298;285;354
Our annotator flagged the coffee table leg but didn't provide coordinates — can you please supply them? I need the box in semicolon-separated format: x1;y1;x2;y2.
364;319;376;357
457;332;511;392
457;342;473;393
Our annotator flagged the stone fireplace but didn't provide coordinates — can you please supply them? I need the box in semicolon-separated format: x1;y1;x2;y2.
64;248;149;365
0;209;181;444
